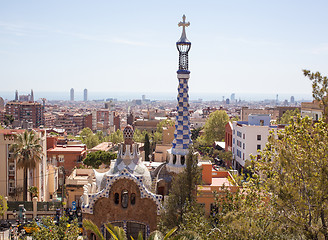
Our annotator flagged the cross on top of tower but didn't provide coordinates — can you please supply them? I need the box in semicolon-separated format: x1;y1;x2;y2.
178;15;190;30
177;15;190;43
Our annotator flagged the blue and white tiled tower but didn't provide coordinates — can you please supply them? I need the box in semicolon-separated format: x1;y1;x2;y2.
167;15;192;173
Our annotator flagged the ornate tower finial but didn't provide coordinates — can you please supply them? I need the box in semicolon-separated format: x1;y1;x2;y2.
178;15;190;43
176;15;191;72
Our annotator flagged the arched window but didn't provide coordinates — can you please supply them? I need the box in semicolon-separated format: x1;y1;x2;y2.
181;155;185;165
173;155;177;164
131;193;136;205
121;190;129;208
114;193;119;204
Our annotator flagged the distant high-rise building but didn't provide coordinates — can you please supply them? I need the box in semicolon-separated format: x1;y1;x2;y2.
84;89;88;102
276;94;279;105
70;88;74;101
142;95;146;101
15;90;18;101
290;96;295;104
30;89;34;102
231;93;235;102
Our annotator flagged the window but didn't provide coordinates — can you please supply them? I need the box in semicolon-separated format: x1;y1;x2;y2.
181;156;185;165
243;143;245;149
58;155;64;162
173;155;176;164
131;193;136;205
237;131;242;137
121;190;129;208
257;145;261;150
8;162;15;176
243;134;245;139
114;193;119;204
257;135;261;141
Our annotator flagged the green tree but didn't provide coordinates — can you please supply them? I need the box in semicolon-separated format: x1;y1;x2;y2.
211;181;288;240
10;130;43;201
257;116;328;239
83;151;117;168
83;219;177;240
191;127;202;141
156;119;175;133
144;133;150;161
159;147;201;233
110;129;124;144
4;114;14;126
304;70;328;123
31;215;80;240
198;110;229;145
28;186;38;199
278;108;300;124
0;195;7;217
79;127;100;149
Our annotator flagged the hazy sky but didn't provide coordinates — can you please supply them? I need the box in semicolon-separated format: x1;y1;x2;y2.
1;0;327;97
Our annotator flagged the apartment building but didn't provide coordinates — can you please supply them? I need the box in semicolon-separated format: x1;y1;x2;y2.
232;114;280;172
5;101;43;128
0;129;49;201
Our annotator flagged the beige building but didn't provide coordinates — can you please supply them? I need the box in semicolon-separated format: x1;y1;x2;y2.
0;129;50;201
301;100;323;121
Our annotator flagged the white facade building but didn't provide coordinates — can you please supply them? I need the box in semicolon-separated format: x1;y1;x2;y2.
232;114;277;171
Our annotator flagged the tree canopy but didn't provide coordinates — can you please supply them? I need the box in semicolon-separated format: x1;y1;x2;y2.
304;70;328;123
278;108;300;124
83;151;117;168
197;110;229;145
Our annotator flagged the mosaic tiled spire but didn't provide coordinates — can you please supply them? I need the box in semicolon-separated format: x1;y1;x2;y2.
171;15;192;156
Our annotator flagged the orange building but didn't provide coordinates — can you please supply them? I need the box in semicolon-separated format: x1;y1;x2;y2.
47;136;86;176
197;161;239;216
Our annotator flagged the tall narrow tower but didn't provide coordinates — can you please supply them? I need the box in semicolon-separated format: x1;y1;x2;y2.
70;88;74;101
30;89;34;102
84;88;88;102
167;15;192;173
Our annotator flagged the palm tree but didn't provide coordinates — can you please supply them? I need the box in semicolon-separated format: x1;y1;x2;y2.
83;219;178;240
10;130;43;201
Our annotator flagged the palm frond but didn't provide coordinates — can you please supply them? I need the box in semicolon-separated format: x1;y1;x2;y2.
83;219;104;240
163;227;178;240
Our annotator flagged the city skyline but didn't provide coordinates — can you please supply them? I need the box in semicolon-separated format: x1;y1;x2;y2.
1;1;328;95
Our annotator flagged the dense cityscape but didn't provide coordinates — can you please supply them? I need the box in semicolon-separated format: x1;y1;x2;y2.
1;1;328;240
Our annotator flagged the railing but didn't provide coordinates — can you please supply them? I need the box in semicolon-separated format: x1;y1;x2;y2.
7;201;33;211
37;201;61;211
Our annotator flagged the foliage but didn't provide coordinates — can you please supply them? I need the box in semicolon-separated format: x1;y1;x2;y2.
211;181;289;240
31;215;80;240
156;119;175;134
79;127;100;149
159;147;201;233
191;127;202;141
28;186;38;198
83;219;177;240
217;151;233;167
304;70;328;122
144;133;150;161
230;116;240;122
10;130;43;201
4;114;14;126
110;129;124;144
197;110;229;145
178;202;210;239
278;108;300;124
257;116;328;239
83;150;117;168
0;195;7;216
